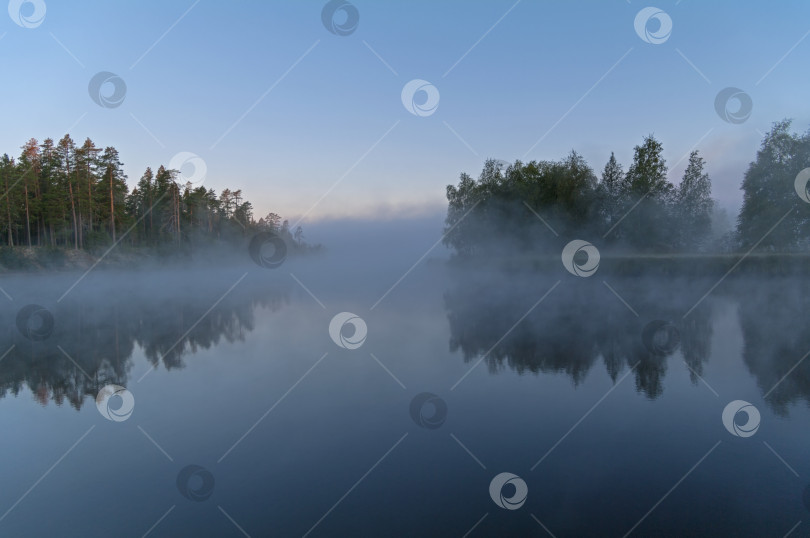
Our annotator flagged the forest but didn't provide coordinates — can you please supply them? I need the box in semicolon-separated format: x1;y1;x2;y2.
444;120;810;257
0;134;305;256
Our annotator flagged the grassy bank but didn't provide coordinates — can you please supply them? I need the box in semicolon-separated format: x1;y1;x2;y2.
0;246;156;272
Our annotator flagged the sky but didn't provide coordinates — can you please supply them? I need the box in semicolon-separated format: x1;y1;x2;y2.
0;0;809;226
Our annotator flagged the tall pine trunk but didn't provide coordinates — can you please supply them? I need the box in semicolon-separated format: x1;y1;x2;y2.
23;178;31;247
4;172;12;247
88;165;93;235
67;179;78;249
109;168;116;243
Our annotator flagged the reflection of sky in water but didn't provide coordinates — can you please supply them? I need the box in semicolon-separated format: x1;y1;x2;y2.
0;264;808;536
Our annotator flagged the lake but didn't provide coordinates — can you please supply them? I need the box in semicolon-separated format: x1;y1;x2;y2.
0;241;808;537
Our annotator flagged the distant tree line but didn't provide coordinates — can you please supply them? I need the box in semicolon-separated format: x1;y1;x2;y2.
445;121;810;256
0;134;306;252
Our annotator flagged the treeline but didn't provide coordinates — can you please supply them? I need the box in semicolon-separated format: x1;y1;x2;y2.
738;120;810;250
445;121;810;256
0;134;306;252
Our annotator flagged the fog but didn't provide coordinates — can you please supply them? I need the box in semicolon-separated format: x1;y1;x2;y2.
2;214;808;414
2;216;810;536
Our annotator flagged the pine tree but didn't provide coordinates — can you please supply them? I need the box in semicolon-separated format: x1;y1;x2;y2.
57;135;79;250
98;147;127;243
0;155;17;246
136;167;155;243
39;138;61;247
18;138;39;247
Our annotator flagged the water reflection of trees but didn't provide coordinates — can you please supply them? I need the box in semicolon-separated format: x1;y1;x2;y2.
444;270;713;399
0;275;290;410
736;278;810;415
446;270;810;409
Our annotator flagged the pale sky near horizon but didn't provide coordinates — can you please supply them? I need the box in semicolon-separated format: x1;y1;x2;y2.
1;0;809;225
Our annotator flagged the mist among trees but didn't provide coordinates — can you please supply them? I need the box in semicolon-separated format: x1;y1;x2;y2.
445;121;810;257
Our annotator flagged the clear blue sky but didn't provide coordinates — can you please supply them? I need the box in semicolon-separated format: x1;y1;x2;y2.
1;0;808;222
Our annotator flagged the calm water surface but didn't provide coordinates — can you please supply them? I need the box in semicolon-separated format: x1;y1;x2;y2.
0;254;808;537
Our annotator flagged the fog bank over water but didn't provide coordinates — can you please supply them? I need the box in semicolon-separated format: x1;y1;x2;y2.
3;215;810;536
302;211;449;260
289;212;451;299
3;214;810;413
